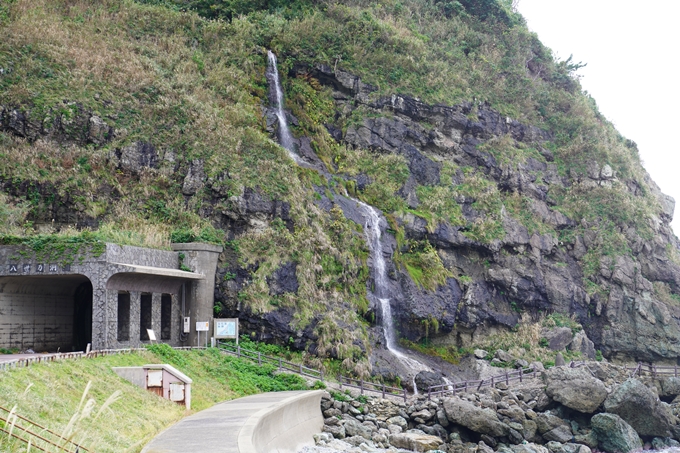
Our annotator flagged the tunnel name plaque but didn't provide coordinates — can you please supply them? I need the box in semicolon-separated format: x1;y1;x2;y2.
7;263;72;274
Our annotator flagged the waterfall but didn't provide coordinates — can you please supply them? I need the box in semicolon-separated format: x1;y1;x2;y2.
266;50;437;394
355;200;432;394
266;51;299;162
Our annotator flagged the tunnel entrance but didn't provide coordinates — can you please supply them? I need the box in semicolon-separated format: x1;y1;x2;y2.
73;281;93;352
0;275;92;352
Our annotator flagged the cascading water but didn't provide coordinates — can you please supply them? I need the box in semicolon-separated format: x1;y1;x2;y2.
266;50;299;162
356;200;433;394
266;50;443;394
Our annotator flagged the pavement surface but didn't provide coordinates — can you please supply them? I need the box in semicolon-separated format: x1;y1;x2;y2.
141;391;310;453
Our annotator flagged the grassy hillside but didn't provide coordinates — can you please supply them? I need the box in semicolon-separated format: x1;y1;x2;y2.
0;0;675;367
0;346;307;452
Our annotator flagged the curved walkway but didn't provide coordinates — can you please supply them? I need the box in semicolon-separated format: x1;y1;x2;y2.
141;390;323;453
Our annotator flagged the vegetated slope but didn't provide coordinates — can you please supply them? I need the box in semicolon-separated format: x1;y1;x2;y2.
1;0;679;375
0;346;307;452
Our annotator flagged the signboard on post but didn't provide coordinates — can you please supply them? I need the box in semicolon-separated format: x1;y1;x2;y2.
214;318;239;343
196;321;210;332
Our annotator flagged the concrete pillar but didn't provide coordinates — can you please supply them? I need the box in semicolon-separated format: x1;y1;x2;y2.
129;291;141;346
170;293;180;345
171;243;222;347
151;293;162;341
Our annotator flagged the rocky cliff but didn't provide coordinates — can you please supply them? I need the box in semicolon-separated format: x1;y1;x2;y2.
2;0;680;377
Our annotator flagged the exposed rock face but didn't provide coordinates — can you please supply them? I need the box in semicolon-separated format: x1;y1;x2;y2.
591;413;642;453
543;367;607;413
603;378;675;437
305;65;680;364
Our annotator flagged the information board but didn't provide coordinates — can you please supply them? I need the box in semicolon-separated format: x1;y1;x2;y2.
214;318;239;340
196;321;210;332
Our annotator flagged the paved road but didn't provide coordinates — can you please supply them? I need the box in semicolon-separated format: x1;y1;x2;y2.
141;391;310;453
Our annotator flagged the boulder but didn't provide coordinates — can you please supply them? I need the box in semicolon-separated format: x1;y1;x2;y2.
554;353;566;367
415;371;444;392
443;397;510;437
591;413;642;453
388;432;443;452
544;366;607;413
474;349;489;359
495;349;513;362
541;327;573;351
344;419;373;440
543;425;573;443
660;376;680;397
535;412;569;434
386;416;408;430
545;442;592;453
568;331;596;359
652;437;680;450
323;423;346;439
510;443;550;453
603;378;675;437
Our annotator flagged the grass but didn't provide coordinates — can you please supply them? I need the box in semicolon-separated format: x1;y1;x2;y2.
0;345;308;452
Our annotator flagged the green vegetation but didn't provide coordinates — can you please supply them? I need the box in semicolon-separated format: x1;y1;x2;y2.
0;346;307;452
0;0;672;369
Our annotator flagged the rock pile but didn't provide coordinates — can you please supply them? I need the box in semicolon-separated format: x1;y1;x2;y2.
306;362;680;453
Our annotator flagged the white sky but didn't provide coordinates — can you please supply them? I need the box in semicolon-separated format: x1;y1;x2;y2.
516;0;680;236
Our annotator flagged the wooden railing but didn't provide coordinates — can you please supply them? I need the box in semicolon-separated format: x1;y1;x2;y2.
427;366;542;399
218;342;410;401
628;363;680;378
338;375;407;402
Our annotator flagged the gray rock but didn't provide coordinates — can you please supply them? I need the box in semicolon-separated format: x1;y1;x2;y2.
541;327;573;351
511;443;550;453
568;331;596;359
415;371;444;393
545;442;591;453
388;432;443;452
543;425;573;443
119;141;158;173
443;397;510;437
544;366;607;413
652;437;680;450
344;419;373;440
535;412;569;434
660;376;680;397
495;349;513;362
515;359;529;368
474;349;489;359
386;416;408;430
554;352;566;367
603;378;675;437
324;423;346;439
182;159;205;195
591;413;642;453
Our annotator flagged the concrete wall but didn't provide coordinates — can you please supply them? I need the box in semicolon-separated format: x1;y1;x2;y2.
238;390;324;453
172;243;222;347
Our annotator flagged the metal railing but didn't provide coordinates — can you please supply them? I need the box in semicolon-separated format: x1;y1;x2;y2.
0;405;89;453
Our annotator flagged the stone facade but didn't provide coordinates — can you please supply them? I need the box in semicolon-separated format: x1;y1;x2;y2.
0;242;222;351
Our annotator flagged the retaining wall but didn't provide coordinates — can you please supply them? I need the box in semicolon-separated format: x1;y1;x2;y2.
238;390;324;453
